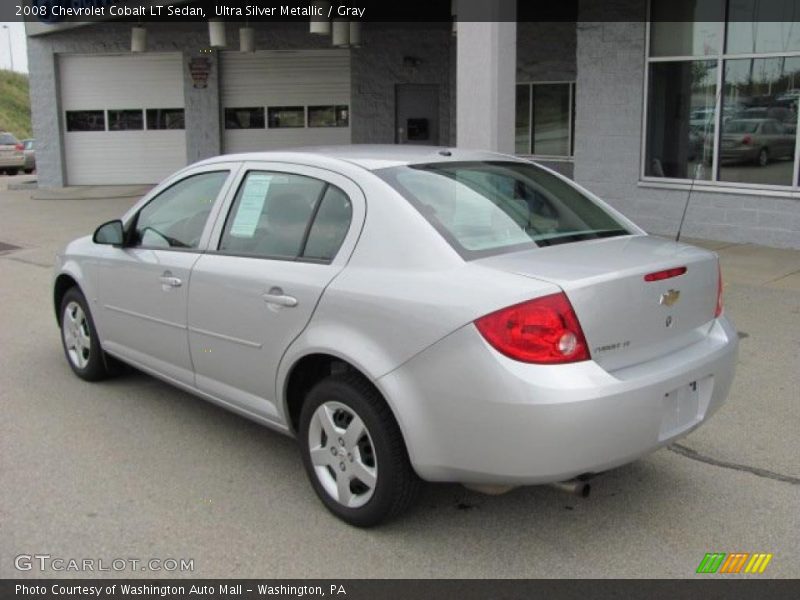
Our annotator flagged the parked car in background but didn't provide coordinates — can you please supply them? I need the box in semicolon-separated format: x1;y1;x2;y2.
52;146;738;526
22;139;36;174
0;132;25;175
716;118;795;166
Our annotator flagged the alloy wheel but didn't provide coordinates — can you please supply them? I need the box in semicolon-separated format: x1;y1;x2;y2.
62;300;91;370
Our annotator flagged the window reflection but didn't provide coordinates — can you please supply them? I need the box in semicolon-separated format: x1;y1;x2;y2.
718;57;799;186
649;0;724;57
646;60;717;179
727;1;800;54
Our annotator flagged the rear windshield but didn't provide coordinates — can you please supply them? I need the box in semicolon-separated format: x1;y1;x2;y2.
377;161;630;259
0;133;19;145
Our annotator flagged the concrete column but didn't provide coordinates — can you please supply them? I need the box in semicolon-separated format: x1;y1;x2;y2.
455;0;516;153
27;38;66;186
183;49;222;163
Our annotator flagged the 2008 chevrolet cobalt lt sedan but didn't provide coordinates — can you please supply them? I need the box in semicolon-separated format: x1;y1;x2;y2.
54;146;738;526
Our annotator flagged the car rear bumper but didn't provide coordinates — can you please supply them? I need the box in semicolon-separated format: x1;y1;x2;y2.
0;155;25;168
378;316;738;485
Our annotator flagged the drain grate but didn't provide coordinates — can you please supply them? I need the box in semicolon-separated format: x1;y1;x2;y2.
0;241;22;254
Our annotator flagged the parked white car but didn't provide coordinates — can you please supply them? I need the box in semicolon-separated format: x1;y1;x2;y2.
53;146;738;526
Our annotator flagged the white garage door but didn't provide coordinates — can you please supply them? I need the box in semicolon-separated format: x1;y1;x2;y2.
60;53;186;185
222;50;351;154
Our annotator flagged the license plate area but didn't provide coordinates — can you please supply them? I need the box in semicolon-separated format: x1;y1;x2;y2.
659;376;713;441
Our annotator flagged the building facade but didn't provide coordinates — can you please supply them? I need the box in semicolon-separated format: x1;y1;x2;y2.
25;0;800;249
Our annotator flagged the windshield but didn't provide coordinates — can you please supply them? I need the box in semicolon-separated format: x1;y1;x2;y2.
377;161;630;259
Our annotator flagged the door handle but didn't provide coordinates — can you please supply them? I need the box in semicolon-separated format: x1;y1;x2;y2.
159;273;182;288
262;288;298;308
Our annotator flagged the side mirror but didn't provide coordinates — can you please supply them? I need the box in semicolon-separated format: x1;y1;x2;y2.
93;219;125;246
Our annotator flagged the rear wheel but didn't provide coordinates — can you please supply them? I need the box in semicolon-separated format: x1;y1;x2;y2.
299;373;421;527
756;147;769;166
6;168;18;176
60;287;109;381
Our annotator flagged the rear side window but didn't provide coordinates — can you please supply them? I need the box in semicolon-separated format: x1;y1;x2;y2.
219;171;351;262
377;161;629;259
0;133;19;145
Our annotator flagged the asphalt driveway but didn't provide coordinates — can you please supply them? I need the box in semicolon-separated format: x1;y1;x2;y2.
1;175;798;578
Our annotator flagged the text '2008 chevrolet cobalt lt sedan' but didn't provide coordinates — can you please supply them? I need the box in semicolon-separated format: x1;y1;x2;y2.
54;146;737;526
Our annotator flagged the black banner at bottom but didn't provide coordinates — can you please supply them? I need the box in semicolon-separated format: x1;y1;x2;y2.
3;579;800;600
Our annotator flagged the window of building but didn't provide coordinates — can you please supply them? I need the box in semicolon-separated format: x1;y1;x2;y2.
224;107;265;129
514;82;575;159
146;108;185;130
308;105;349;128
65;110;106;132
645;0;800;189
267;106;306;129
108;109;144;131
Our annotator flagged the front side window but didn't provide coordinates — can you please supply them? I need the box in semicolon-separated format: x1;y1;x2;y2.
515;83;575;158
133;171;229;249
219;171;351;261
378;161;629;259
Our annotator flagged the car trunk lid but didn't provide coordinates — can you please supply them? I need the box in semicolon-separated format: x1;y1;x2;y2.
474;235;720;371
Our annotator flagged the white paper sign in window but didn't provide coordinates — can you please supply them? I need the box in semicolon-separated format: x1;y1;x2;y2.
230;174;272;238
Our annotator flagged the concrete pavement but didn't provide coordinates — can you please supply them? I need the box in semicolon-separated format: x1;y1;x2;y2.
0;174;798;578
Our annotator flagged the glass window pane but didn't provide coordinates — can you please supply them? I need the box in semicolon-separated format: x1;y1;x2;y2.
726;1;800;54
108;109;143;131
646;60;717;180
650;0;724;57
532;84;570;157
515;84;531;154
303;185;353;261
146;108;185;130
267;106;305;128
224;107;265;129
134;172;229;249
65;110;105;132
718;57;799;186
219;172;325;259
308;105;349;127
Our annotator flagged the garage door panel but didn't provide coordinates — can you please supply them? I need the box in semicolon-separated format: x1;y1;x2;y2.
64;131;185;185
59;53;186;185
222;50;351;154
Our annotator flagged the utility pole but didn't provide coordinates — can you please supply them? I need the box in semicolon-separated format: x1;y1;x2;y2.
2;26;13;72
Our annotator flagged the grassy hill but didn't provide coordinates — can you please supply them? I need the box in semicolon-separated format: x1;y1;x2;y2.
0;70;32;139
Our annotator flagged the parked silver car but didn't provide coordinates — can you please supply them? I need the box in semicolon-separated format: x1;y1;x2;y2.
53;146;738;526
718;118;795;166
21;138;36;174
0;132;25;175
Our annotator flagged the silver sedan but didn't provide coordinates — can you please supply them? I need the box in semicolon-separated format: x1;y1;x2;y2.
53;146;738;526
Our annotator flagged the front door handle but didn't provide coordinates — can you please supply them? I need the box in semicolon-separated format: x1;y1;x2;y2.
262;287;298;308
159;272;182;288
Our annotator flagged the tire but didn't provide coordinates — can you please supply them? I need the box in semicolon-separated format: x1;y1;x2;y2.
6;168;18;176
59;287;109;381
24;169;33;174
299;373;421;527
756;147;769;167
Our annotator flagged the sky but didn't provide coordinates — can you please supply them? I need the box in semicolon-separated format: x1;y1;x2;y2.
0;21;29;73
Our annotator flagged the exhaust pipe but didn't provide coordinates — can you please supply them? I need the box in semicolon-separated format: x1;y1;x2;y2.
548;479;591;498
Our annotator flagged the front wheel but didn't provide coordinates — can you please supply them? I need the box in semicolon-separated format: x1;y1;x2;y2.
756;147;769;167
299;373;421;527
60;287;110;381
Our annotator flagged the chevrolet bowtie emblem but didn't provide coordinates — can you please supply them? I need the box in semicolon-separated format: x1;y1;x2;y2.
660;289;681;307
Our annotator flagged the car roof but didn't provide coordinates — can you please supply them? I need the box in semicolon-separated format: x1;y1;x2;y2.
195;145;521;171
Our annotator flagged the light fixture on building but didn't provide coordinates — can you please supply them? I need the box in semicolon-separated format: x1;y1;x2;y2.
332;19;350;47
349;22;362;47
131;26;147;53
310;1;331;35
240;27;255;53
209;19;227;48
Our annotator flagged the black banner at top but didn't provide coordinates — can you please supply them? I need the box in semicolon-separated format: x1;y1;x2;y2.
3;0;800;24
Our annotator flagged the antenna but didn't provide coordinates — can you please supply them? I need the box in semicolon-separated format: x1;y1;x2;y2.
676;76;724;243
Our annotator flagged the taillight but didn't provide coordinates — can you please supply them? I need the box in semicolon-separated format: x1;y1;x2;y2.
15;143;24;151
474;293;590;364
715;262;723;318
742;135;752;145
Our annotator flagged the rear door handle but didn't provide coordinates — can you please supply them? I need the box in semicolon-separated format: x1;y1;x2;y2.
262;288;298;308
159;273;182;288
